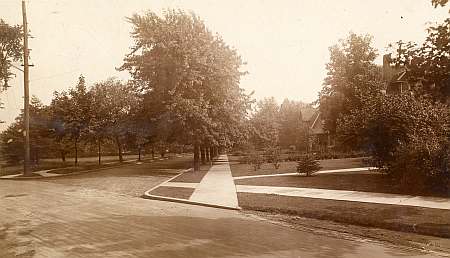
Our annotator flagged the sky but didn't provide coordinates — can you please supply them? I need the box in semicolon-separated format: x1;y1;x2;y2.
0;0;448;130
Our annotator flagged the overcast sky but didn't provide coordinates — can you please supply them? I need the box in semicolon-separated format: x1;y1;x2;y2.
0;0;448;130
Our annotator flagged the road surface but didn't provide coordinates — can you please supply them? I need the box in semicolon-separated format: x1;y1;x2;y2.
0;160;442;258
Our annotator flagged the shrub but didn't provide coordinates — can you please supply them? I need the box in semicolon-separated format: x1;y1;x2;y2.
338;93;450;193
248;152;264;171
296;155;322;176
265;147;281;169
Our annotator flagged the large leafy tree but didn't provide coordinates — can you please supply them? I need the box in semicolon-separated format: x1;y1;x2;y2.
0;19;22;91
89;78;138;162
120;9;251;170
319;32;382;135
51;75;92;165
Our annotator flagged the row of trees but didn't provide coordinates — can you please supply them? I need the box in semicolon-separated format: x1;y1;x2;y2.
1;76;144;165
319;1;450;193
1;10;255;171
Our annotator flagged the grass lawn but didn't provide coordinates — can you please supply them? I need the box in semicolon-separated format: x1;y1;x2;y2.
238;192;450;238
149;186;195;199
234;171;412;195
1;153;194;177
0;154;142;176
170;165;210;183
228;155;367;178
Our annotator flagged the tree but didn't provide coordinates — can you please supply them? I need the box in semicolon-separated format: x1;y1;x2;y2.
0;19;22;91
1;96;53;165
49;91;72;162
51;75;92;165
249;97;280;149
89;78;139;162
278;99;306;150
319;32;382;135
120;9;251;170
389;18;450;103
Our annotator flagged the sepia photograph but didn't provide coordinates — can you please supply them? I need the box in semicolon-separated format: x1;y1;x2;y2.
0;0;449;257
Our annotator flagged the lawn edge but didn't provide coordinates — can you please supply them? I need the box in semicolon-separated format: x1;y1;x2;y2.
238;192;450;239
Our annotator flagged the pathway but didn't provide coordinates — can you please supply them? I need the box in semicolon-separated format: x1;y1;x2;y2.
189;155;239;209
233;167;377;180
237;185;450;210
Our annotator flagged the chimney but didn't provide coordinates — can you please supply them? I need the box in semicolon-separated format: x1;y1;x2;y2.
382;54;392;81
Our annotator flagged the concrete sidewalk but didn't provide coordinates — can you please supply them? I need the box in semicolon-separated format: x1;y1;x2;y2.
233;167;377;180
237;185;450;210
189;155;239;209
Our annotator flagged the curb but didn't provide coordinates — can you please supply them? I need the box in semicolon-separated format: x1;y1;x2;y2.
142;192;242;211
143;166;242;211
0;157;173;180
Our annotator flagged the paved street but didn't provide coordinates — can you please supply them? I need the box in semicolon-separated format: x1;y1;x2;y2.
0;162;443;258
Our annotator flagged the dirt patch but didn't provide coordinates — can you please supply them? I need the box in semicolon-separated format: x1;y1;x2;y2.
238;192;450;238
149;186;195;200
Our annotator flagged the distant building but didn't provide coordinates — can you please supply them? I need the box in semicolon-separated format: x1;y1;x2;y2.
301;107;334;153
382;54;437;96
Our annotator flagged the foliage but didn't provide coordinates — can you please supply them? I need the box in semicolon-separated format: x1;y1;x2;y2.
432;0;448;7
0;19;22;91
249;97;280;149
248;152;264;171
319;32;382;134
89;78;139;161
389;18;450;103
265;146;281;169
338;91;450;192
119;9;252;169
278;99;307;150
120;9;251;148
1;96;54;164
296;155;321;176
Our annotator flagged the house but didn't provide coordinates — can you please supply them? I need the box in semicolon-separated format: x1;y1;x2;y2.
382;54;438;96
301;106;334;153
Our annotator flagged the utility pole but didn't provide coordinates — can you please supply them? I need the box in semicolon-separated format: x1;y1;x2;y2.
22;0;31;175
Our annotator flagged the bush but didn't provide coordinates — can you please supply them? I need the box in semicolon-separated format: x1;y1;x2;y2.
265;147;281;169
338;93;450;193
248;152;264;171
296;155;322;176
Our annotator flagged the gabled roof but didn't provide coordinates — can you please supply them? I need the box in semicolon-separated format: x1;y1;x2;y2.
301;106;317;122
310;111;325;135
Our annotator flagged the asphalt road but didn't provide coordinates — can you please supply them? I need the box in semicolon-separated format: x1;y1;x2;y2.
0;160;443;258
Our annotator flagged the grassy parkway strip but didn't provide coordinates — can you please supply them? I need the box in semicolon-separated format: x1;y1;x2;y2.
236;185;450;210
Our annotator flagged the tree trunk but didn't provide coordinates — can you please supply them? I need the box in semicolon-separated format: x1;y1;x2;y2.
116;137;123;162
201;146;206;164
74;138;78;166
138;146;141;161
61;150;66;162
98;140;101;165
151;145;155;159
194;144;200;171
206;147;210;162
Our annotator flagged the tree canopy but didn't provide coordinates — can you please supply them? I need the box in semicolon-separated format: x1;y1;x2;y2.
119;9;252;168
319;32;382;134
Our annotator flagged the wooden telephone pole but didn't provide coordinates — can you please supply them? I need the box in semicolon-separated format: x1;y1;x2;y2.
22;0;31;175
